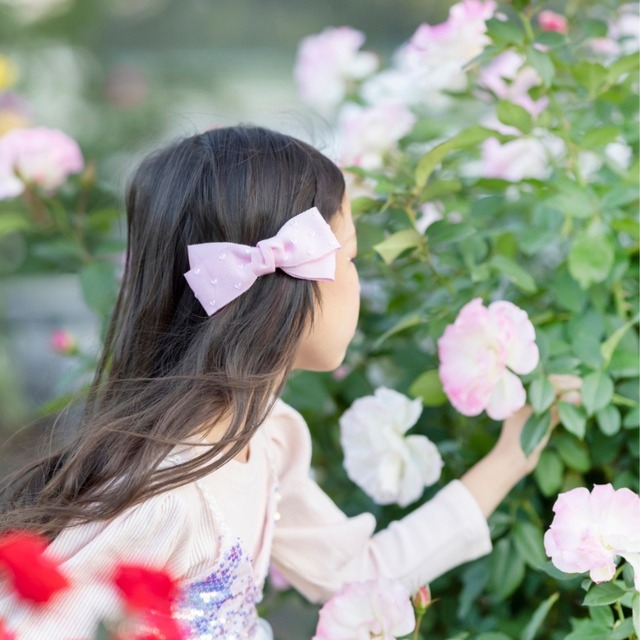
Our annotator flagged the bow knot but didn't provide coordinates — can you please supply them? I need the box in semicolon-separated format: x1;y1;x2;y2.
184;207;340;316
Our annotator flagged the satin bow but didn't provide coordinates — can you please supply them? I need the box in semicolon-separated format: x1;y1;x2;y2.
184;207;341;316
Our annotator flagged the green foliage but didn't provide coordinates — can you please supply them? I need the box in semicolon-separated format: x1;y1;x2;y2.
284;0;639;638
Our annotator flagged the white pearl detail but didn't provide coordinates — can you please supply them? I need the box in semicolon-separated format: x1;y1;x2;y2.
245;247;251;254
234;283;242;289
209;279;217;285
194;268;200;275
209;300;216;306
219;253;226;260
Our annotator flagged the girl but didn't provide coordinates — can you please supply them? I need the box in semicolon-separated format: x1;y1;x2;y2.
0;126;543;639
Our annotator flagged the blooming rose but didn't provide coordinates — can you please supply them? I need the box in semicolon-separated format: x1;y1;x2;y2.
337;102;415;170
438;298;539;420
0;531;69;604
478;50;549;117
544;484;640;590
340;388;443;507
538;10;568;34
481;132;565;181
313;578;415;640
294;27;378;116
0;126;84;199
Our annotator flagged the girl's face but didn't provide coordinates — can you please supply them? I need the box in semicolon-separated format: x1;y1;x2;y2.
293;195;360;372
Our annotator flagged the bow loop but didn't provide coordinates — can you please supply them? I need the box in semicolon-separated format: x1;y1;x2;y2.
184;207;340;316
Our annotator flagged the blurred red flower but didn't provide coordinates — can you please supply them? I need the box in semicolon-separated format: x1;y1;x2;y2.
0;618;17;640
113;564;178;614
0;531;69;604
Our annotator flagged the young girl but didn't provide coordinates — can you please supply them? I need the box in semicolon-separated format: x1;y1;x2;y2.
0;126;543;639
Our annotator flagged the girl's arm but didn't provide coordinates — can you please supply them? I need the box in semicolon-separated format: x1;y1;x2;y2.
461;405;547;518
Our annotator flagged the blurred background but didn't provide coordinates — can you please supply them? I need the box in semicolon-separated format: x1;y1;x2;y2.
0;0;453;443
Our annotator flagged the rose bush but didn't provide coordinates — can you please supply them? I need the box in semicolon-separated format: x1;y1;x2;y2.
285;1;639;638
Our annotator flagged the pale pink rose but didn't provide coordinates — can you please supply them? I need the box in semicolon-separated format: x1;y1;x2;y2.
544;484;640;590
0;127;84;199
363;0;496;108
481;133;564;181
337;103;415;170
340;388;443;507
50;329;78;355
294;27;378;116
538;10;568;34
438;298;539;420
478;50;549;117
589;3;640;59
313;578;415;640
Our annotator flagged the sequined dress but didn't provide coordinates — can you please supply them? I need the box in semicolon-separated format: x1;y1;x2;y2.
167;444;279;640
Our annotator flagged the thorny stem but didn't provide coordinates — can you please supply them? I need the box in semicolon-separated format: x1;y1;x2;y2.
412;612;424;640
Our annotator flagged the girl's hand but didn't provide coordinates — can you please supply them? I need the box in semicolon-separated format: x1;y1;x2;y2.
494;404;558;477
461;404;558;518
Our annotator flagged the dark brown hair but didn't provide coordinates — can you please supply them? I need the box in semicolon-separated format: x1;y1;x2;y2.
0;126;345;539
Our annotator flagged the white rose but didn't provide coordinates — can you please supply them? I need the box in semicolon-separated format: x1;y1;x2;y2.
339;387;443;507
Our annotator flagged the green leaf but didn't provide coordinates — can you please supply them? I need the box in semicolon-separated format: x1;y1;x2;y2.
521;592;560;640
568;235;615;289
486;17;525;44
582;18;608;38
488;538;526;601
409;370;448;407
373;228;422;265
564;620;613;640
534;450;564;496
558;402;587;439
79;261;118;317
556;433;591;472
489;255;537;293
581;125;622;148
415;126;499;188
0;212;30;237
529;377;555;414
520;411;551;456
581;371;614;416
608;52;640;85
513;521;547;568
426;221;475;245
632;590;640;638
610;618;635;640
527;46;555;87
601;313;640;367
545;181;598;219
475;634;512;640
583;582;625;606
596;405;621;436
374;314;427;348
572;61;608;95
496;100;533;134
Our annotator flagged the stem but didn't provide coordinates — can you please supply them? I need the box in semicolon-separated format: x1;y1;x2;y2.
412;612;424;640
21;184;50;226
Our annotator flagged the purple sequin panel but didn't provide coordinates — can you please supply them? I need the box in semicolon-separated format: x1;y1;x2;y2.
174;541;259;639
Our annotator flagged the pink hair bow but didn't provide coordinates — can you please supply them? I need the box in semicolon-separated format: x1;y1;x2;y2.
184;207;341;316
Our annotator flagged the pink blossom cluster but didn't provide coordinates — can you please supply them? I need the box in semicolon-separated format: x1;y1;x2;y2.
544;484;640;590
438;298;539;420
0;126;83;200
313;577;415;640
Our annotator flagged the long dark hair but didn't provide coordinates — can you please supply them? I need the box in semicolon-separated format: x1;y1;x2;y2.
0;126;345;539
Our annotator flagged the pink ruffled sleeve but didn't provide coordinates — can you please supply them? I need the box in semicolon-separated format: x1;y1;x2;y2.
266;399;492;603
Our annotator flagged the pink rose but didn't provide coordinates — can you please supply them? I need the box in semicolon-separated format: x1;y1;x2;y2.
50;330;78;355
438;298;539;420
337;103;415;170
544;484;640;590
313;578;415;640
538;10;568;34
478;50;549;117
294;27;378;116
0;127;84;199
